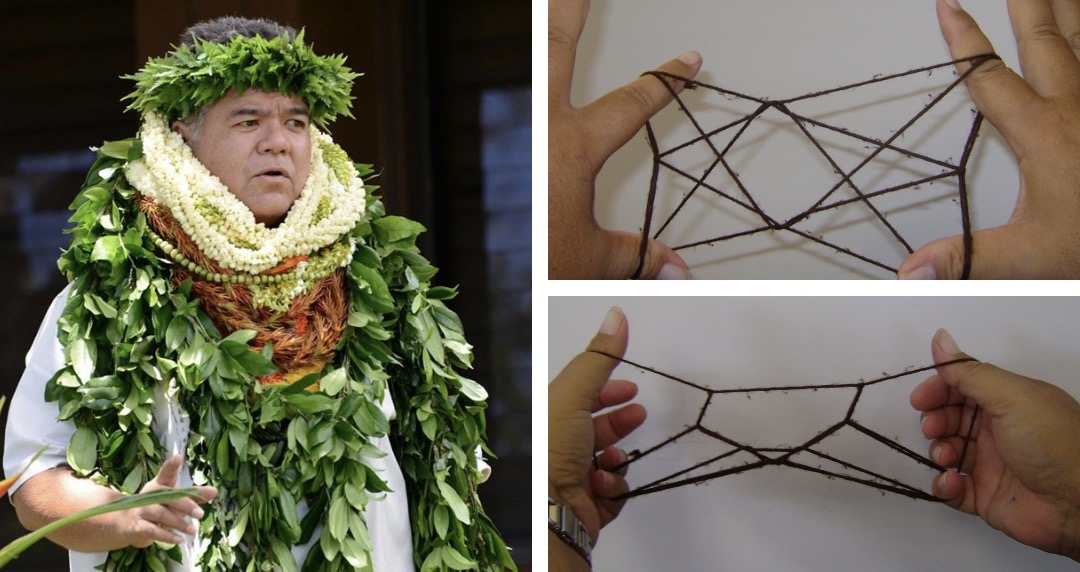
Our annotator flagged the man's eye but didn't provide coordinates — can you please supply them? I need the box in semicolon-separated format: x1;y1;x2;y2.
287;119;307;129
238;119;258;128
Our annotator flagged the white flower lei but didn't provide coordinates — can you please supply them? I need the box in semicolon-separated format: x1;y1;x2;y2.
125;112;366;274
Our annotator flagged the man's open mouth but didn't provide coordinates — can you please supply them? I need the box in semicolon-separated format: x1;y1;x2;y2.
257;169;290;179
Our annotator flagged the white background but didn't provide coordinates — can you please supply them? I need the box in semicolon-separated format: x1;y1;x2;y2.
548;297;1080;571
570;0;1021;278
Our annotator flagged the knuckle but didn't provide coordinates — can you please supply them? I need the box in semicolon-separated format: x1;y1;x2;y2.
1027;22;1065;43
619;82;659;118
548;25;577;51
969;58;1010;83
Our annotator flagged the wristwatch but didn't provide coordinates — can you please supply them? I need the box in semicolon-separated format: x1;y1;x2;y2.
548;497;592;564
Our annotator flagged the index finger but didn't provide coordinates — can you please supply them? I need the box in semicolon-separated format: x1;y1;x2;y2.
936;0;1044;152
549;0;590;106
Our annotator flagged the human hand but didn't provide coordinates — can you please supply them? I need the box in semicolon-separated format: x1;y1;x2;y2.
899;0;1080;279
910;329;1080;560
124;454;217;547
548;0;701;279
549;307;646;544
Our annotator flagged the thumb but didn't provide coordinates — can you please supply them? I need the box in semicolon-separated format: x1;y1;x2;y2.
604;230;690;280
931;328;1031;416
149;454;182;489
898;226;1029;280
550;307;630;412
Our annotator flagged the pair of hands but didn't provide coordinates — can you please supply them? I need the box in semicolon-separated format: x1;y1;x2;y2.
549;312;1080;562
549;0;1080;279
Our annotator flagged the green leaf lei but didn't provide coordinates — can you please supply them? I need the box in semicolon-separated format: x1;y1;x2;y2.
124;30;358;129
45;139;515;571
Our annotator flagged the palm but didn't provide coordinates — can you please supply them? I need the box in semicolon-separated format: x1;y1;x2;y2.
969;421;1069;554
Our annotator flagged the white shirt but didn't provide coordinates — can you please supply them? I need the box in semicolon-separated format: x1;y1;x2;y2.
4;288;416;571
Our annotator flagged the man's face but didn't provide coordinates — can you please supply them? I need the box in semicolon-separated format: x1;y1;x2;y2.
173;90;312;227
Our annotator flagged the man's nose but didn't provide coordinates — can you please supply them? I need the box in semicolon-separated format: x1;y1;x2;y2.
258;122;290;155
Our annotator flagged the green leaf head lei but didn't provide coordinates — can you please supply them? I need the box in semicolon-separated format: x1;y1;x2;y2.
124;29;359;128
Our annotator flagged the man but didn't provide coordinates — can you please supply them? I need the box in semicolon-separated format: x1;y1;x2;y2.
4;17;511;572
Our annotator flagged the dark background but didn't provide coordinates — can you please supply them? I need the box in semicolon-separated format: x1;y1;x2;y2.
0;0;531;569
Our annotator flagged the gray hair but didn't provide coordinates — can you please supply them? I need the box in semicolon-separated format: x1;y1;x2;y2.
180;16;296;47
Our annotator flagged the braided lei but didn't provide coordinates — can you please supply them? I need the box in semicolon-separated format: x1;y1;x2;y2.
45;109;514;570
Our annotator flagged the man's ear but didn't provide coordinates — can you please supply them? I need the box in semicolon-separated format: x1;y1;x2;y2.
172;120;193;143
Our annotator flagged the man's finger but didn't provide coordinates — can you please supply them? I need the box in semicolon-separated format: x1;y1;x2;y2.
592;379;638;413
930;328;1036;418
898;224;1047;280
936;0;1043;152
1008;0;1080;98
603;230;690;280
1050;0;1080;61
593;404;647;451
550;307;629;411
150;454;182;489
581;51;704;163
933;470;978;514
549;0;590;106
140;504;196;535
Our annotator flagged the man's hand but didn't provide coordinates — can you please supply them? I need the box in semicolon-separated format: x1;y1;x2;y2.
13;454;217;552
899;0;1080;278
549;307;646;544
910;329;1080;560
548;0;701;279
125;454;218;547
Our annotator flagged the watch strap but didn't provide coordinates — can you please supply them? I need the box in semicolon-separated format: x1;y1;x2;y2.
548;497;592;564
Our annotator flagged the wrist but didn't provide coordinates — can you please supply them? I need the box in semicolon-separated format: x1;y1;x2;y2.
549;496;592;566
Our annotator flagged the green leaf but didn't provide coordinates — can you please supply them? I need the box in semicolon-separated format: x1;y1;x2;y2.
320;367;347;396
433;505;449;539
328;493;349;541
90;235;125;266
372;216;424;244
440;545;478;571
99;140;134;160
277;488;301;539
67;427;98;474
220;329;258;346
70;338;95;382
436;480;471;525
456;376;488;402
270;538;297;572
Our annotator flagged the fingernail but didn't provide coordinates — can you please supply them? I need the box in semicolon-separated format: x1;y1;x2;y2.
192;507;204;519
656;263;690;280
936;328;961;355
678;51;702;66
599;307;624;336
602;471;614;487
944;0;962;11
898;265;936;280
920;411;930;431
931;444;944;464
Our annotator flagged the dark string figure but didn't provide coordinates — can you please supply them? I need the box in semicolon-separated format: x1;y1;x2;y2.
631;53;1001;279
590;351;980;503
